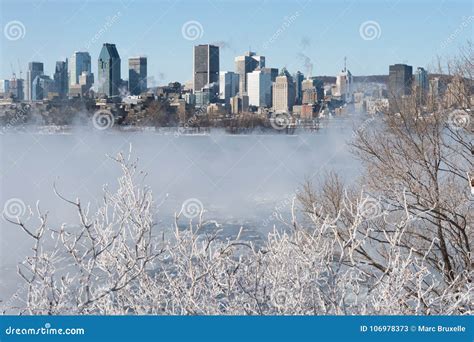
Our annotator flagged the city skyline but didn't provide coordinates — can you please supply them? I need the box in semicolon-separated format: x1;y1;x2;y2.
1;0;472;85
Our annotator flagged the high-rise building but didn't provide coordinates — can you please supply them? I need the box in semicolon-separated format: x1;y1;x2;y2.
32;75;54;101
69;52;92;86
414;67;428;91
0;79;10;96
9;77;24;101
247;69;272;108
128;57;147;95
335;66;353;103
219;71;239;107
26;62;44;101
98;43;121;97
294;71;304;105
302;78;323;104
193;44;219;95
234;51;265;95
54;60;68;98
272;68;295;113
388;64;413;98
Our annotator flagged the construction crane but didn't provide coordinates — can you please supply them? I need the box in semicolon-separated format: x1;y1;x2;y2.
17;59;23;79
10;62;16;80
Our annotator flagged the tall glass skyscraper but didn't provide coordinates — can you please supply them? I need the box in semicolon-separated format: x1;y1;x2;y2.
26;62;44;101
98;43;121;97
68;52;92;86
54;60;68;98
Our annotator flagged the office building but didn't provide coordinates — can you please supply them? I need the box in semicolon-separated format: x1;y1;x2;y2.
69;52;92;86
193;44;219;94
219;71;239;107
9;77;24;101
294;71;304;105
302;78;323;104
32;75;54;101
272;68;295;113
98;43;121;97
234;51;265;95
247;69;272;107
53;60;68;98
0;79;10;96
388;64;413;98
335;67;353;103
26;62;44;101
128;57;147;95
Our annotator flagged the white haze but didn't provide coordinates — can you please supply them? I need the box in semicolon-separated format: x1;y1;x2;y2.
0;115;364;302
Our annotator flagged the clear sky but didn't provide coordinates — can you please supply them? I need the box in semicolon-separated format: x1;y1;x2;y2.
0;0;472;85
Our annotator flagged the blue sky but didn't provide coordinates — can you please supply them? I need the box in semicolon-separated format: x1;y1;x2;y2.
0;0;472;85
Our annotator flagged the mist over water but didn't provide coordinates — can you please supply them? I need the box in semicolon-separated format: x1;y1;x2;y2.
0;115;363;302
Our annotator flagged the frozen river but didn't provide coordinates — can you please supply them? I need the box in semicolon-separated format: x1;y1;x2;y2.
0;117;363;306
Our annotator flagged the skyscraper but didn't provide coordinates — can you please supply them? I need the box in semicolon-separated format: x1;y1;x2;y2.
69;52;92;86
294;71;304;105
98;43;121;97
247;69;272;108
302;78;323;104
26;62;43;101
32;75;54;101
414;67;428;90
336;67;353;103
219;71;239;107
234;51;265;95
53;60;68;98
193;44;219;93
272;68;295;113
388;64;413;98
128;57;147;95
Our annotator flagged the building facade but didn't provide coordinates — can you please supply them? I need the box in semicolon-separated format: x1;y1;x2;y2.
98;43;121;97
219;71;239;107
234;51;265;95
32;75;54;101
69;52;92;87
128;57;147;95
247;69;272;108
272;68;295;113
193;44;219;94
54;60;68;98
26;62;44;101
